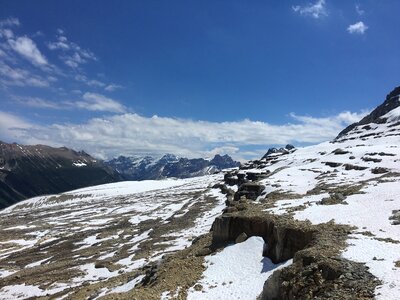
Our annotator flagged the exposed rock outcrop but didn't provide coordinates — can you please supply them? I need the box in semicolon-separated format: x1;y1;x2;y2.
211;213;315;263
234;182;266;201
210;205;379;300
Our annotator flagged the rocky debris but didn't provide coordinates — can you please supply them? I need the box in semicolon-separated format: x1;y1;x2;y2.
212;183;235;197
332;148;350;155
336;86;400;138
324;162;342;168
223;172;246;186
261;253;378;300
343;164;368;171
389;210;400;225
366;152;396;157
234;182;265;201
362;156;382;163
317;193;347;205
246;171;270;181
371;167;390;174
141;264;159;286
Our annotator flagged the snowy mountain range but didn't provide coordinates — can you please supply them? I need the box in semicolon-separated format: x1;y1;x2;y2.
0;86;399;299
106;154;240;180
0;141;239;209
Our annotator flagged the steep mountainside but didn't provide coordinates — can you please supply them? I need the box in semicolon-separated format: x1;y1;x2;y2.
106;154;240;180
0;142;121;209
337;85;400;138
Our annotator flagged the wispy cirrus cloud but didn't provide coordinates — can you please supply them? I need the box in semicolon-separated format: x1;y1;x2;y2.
47;31;96;68
14;93;126;114
347;21;368;34
14;97;64;109
74;75;106;87
355;4;365;16
8;36;49;67
0;62;52;87
105;84;123;92
77;92;126;113
0;109;368;160
292;0;328;19
0;17;122;95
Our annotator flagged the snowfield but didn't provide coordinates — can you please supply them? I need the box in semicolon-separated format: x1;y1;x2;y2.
0;175;227;299
187;236;292;300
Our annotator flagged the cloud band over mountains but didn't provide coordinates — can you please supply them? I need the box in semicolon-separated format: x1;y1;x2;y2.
0;110;368;160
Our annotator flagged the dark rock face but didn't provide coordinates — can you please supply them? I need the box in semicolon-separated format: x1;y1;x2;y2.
0;141;121;209
106;154;240;180
234;182;266;201
211;214;315;263
210;211;379;300
336;86;400;139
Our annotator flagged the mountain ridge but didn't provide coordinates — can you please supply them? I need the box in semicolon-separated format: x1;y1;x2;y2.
0;141;122;209
106;153;240;180
336;86;400;139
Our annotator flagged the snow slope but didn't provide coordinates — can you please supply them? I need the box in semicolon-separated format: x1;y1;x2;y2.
0;175;225;299
236;106;400;299
187;237;292;300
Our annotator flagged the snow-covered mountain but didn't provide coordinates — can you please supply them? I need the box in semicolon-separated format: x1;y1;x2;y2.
106;154;240;180
0;142;121;209
0;86;400;299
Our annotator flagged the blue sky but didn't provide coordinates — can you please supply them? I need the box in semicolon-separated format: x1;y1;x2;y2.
0;0;399;160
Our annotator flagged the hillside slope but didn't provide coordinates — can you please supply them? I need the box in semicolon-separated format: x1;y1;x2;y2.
0;87;400;299
0;142;121;209
217;86;400;299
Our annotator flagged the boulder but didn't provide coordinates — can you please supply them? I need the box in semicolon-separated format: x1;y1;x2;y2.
234;182;265;201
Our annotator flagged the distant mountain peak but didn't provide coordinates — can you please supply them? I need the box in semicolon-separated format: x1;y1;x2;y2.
0;141;120;209
106;153;240;180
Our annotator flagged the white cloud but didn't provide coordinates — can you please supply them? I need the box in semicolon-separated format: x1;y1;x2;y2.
13;93;126;113
0;17;20;27
0;111;33;142
0;62;50;87
47;33;96;68
347;21;368;34
355;4;364;16
77;92;126;113
292;0;327;19
105;84;123;92
74;74;106;87
15;97;64;109
8;36;48;66
0;109;368;160
0;28;14;39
